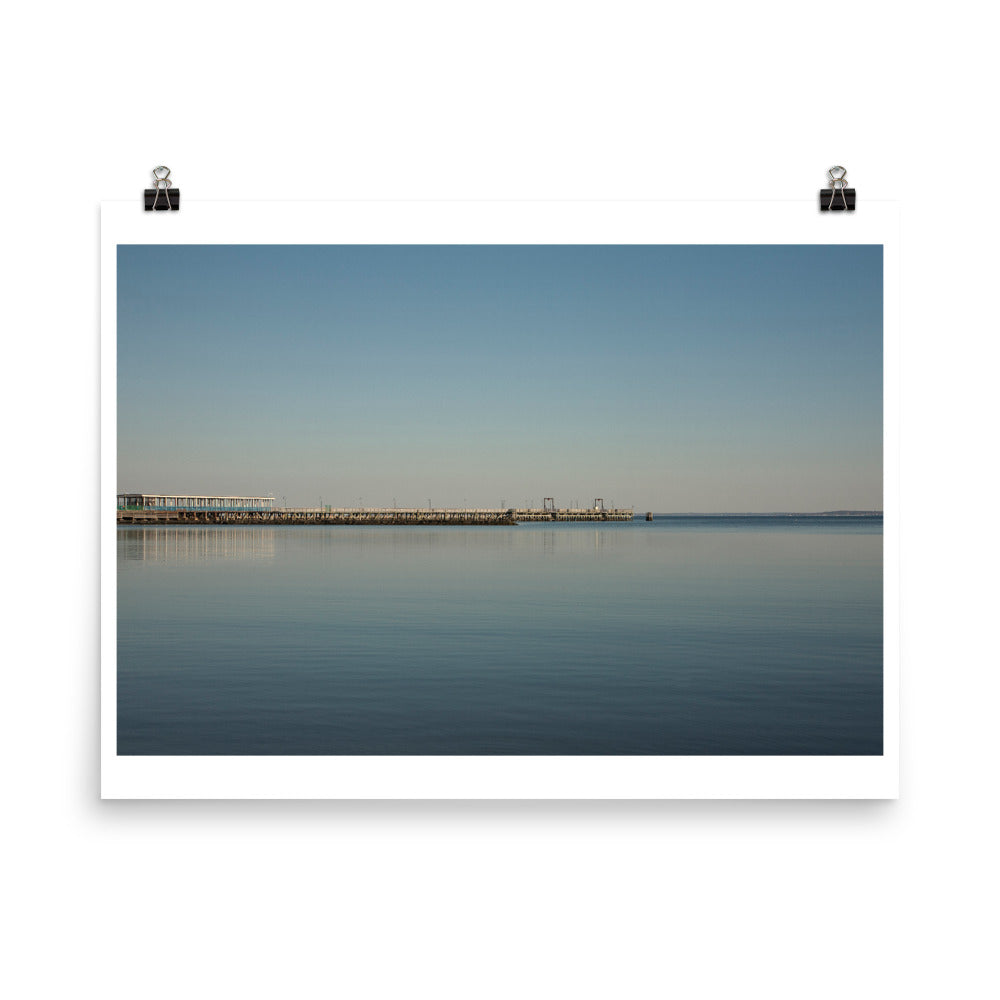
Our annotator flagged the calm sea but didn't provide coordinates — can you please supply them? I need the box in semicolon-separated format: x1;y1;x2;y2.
117;516;883;755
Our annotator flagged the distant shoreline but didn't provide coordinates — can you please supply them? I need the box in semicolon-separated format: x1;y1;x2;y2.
649;511;883;517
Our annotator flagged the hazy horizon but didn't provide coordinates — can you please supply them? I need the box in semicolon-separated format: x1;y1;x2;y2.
117;244;883;511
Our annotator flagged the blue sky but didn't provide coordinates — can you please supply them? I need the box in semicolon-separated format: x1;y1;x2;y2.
117;244;882;511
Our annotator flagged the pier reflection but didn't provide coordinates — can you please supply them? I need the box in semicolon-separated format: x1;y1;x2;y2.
116;522;633;565
118;527;276;563
298;524;626;556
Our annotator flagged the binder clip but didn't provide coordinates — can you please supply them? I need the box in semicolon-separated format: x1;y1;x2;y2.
144;166;180;211
819;166;855;211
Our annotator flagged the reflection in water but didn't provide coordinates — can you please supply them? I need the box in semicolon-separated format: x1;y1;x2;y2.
117;523;625;565
311;523;621;556
118;526;276;563
537;529;605;555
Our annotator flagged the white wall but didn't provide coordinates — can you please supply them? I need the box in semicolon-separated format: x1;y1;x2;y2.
3;2;996;998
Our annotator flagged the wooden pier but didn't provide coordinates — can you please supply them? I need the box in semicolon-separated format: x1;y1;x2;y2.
118;507;517;525
117;506;634;526
510;507;633;522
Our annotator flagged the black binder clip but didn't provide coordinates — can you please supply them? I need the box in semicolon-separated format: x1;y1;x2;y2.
819;165;855;211
144;166;180;211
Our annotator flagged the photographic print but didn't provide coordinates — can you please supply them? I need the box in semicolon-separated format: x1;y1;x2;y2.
101;201;897;797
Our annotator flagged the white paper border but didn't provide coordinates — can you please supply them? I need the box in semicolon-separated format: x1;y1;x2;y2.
101;200;899;799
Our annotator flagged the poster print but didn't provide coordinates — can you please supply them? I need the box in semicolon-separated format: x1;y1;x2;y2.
101;202;899;798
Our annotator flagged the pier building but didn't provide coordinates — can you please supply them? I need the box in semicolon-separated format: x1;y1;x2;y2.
117;493;276;512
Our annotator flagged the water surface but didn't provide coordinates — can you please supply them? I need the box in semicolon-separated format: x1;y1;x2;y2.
117;517;882;754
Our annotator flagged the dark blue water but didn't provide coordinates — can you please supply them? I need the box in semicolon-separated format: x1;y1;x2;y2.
117;516;882;755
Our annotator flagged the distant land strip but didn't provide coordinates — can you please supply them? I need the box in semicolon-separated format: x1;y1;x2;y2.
652;511;883;517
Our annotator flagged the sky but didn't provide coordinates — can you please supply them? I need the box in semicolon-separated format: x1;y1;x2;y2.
117;244;882;511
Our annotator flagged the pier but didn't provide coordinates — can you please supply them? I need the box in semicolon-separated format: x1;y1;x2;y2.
118;507;519;525
117;494;634;526
509;507;633;522
512;498;632;522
